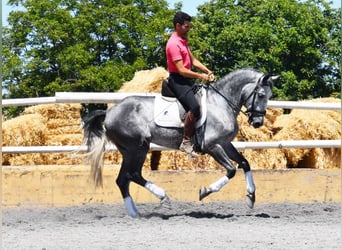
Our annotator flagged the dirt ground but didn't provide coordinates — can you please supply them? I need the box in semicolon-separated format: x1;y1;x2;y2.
2;201;341;250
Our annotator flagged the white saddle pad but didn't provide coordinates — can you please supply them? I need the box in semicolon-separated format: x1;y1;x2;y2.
154;87;207;128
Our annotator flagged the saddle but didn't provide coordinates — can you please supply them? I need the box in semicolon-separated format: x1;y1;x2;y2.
154;79;207;152
154;79;207;128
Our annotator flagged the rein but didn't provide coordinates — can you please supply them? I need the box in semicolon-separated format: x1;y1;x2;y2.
207;84;247;116
207;74;265;118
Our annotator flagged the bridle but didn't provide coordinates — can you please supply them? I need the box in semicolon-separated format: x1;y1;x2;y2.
208;74;268;118
243;77;267;119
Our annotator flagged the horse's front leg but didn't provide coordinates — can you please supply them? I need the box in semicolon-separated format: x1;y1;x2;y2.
223;142;256;208
200;142;255;208
199;143;236;200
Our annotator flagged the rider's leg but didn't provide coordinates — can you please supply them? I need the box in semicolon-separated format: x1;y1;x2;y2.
168;76;200;157
179;111;199;157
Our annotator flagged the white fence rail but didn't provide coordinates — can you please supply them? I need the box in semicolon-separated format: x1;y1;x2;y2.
2;92;341;110
2;140;340;154
2;92;341;154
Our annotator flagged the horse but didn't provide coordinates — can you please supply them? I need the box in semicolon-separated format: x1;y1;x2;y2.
82;68;279;217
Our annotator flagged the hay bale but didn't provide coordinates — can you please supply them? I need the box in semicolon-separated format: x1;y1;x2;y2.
2;69;340;170
2;104;84;166
235;108;288;169
7;154;51;166
119;67;168;93
2;114;47;146
23;103;82;119
2;114;48;165
272;98;341;168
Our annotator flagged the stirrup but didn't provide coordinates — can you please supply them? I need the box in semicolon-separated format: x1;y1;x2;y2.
179;140;198;158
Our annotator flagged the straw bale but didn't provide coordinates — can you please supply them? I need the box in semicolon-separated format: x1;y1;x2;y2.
2;114;48;165
2;114;48;146
2;69;340;170
142;151;219;171
7;154;50;166
23;103;82;119
296;148;341;169
272;98;341;168
45;153;84;165
45;134;82;146
118;67;168;93
234;108;287;169
46;127;82;136
104;151;122;165
46;118;81;128
2;103;84;166
45;122;82;135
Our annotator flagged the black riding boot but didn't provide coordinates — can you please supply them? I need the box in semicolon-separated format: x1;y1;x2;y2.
179;111;198;158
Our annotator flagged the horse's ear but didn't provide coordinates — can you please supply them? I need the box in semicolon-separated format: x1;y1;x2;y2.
258;74;271;86
268;75;280;88
271;75;280;82
260;74;280;87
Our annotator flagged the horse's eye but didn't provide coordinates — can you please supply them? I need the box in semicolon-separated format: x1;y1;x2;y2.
258;88;265;97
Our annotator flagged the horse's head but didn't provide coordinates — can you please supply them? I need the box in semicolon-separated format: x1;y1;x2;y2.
243;74;279;128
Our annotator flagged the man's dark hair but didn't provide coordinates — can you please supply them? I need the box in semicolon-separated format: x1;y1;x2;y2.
173;11;192;27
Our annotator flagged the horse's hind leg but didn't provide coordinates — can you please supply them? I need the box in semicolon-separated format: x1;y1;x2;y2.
116;161;139;217
116;142;169;217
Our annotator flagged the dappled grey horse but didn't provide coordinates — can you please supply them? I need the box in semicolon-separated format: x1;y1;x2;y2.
82;68;279;217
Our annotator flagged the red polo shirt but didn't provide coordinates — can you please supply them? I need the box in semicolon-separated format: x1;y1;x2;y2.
166;32;192;73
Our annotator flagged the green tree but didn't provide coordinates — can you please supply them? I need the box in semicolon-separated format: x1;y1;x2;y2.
2;0;174;99
191;0;341;100
3;0;340;105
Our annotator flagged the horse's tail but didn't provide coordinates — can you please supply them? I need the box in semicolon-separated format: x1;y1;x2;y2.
82;110;107;188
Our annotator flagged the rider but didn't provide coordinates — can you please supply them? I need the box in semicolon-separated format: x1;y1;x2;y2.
166;11;216;157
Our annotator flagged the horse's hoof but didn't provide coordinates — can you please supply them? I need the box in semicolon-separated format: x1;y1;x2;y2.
160;195;172;209
127;211;140;218
246;192;255;209
124;196;140;218
199;187;211;201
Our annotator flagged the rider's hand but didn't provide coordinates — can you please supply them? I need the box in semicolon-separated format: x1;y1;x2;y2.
199;72;216;83
208;72;216;82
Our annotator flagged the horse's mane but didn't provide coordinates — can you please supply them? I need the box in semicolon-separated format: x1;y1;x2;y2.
216;68;262;88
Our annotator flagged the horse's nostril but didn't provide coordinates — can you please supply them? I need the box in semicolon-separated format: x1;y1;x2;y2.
253;122;262;128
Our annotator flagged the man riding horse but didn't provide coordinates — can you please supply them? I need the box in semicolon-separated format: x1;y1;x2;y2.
82;11;279;218
166;11;216;158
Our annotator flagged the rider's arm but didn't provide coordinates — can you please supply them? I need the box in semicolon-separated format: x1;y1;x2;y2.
189;51;216;82
189;51;211;74
174;59;209;81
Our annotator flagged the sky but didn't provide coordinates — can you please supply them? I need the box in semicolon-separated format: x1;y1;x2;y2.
2;0;341;26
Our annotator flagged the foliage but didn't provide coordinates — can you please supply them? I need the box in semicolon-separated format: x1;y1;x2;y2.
2;0;341;114
2;0;174;99
191;0;341;100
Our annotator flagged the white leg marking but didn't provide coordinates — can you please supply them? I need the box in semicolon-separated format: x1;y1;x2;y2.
245;171;256;193
208;176;229;192
145;181;166;199
124;196;139;218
